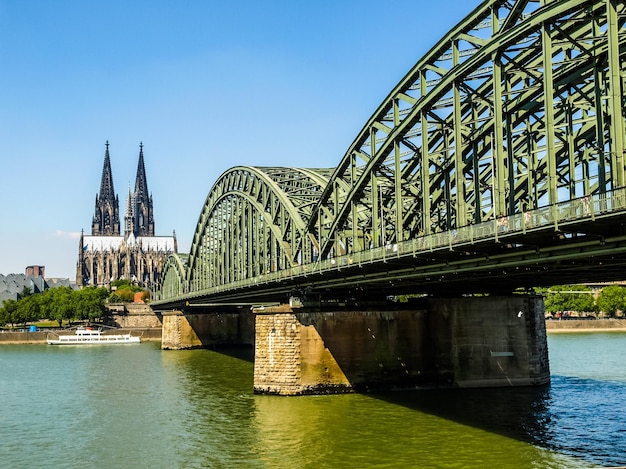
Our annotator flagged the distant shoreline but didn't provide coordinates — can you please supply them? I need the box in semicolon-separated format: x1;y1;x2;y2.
0;328;161;345
545;318;626;333
1;320;625;345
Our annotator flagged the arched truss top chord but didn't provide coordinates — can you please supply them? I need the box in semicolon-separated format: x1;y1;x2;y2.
185;166;338;292
161;253;189;299
305;0;626;260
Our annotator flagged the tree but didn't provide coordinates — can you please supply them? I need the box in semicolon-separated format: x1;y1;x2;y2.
0;299;19;327
109;279;145;303
74;287;108;322
18;286;32;299
596;285;626;318
15;295;40;325
543;285;596;315
110;286;143;303
44;286;75;327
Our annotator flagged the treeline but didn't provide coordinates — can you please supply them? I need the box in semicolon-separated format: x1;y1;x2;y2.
2;281;624;327
0;279;150;328
538;284;626;317
0;286;108;327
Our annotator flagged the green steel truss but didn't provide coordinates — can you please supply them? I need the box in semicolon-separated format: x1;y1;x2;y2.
158;0;626;302
182;166;340;295
310;0;626;259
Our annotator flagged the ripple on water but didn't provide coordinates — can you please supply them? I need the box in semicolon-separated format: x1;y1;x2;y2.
0;335;625;468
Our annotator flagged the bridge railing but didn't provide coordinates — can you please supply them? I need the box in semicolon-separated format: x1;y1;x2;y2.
157;188;626;301
259;188;626;283
311;188;626;272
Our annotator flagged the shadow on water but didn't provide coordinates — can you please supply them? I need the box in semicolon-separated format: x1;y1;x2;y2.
155;343;626;468
367;376;626;467
368;384;552;445
192;344;255;362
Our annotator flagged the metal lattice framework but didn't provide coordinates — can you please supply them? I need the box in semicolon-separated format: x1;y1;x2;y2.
157;0;626;304
183;166;341;294
309;0;626;260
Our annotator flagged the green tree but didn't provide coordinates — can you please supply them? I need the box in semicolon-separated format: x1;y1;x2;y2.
18;286;32;299
109;278;145;303
1;286;110;328
111;279;132;288
596;285;626;318
111;287;137;303
15;295;40;325
543;285;596;315
75;287;108;322
0;299;19;327
45;286;75;327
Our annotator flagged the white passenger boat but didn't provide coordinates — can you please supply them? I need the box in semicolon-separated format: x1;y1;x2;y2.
47;327;141;345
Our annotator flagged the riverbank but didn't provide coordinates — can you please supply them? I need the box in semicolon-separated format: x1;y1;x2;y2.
0;328;162;344
546;318;626;333
2;320;625;344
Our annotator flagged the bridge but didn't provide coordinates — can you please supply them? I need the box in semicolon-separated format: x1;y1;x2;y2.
152;0;626;395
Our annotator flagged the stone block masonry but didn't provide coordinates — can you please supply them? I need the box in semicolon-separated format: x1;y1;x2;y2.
161;309;255;350
253;296;549;395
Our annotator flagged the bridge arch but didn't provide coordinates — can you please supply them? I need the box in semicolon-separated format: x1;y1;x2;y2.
305;0;626;260
156;0;626;303
161;253;189;298
184;166;338;294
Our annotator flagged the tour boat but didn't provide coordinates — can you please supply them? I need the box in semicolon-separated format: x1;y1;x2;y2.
46;327;141;345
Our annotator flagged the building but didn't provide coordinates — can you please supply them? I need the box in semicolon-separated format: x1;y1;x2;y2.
0;269;72;305
25;265;45;278
76;142;177;288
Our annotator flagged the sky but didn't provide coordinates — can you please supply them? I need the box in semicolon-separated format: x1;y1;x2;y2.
0;0;472;280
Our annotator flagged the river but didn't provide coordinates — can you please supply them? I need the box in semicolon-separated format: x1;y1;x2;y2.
0;332;624;468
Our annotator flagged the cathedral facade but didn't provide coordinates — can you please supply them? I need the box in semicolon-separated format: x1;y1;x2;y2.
76;142;177;288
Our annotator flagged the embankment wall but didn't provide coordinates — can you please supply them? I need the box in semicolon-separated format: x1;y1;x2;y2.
0;328;161;344
545;319;626;332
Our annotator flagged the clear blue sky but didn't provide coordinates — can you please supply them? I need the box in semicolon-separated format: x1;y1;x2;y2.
0;0;472;279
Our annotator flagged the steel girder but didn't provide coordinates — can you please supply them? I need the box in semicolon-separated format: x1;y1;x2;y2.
181;166;337;293
305;0;626;261
158;0;626;303
161;253;188;298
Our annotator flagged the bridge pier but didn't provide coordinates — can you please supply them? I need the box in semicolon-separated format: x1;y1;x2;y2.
253;296;549;395
161;309;254;350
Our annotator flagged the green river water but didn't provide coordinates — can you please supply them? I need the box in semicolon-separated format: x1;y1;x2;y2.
0;332;624;468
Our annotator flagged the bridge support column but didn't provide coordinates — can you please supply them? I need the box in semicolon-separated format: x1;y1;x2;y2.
253;296;549;395
161;311;202;350
161;309;254;350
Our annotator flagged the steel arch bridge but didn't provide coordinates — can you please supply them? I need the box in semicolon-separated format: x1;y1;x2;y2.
155;0;626;308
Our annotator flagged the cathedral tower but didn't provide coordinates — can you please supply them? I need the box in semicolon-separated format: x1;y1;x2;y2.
92;141;120;236
77;141;176;288
129;142;155;237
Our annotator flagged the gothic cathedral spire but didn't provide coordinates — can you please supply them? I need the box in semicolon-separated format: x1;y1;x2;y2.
92;141;120;235
124;184;134;238
130;142;154;236
79;141;174;288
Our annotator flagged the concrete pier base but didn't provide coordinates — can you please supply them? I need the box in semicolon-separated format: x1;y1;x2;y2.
161;309;254;350
253;296;549;395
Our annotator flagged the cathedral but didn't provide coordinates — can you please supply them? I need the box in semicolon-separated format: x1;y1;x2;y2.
76;142;177;288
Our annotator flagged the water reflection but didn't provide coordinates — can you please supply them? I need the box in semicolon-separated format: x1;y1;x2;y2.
159;346;259;468
3;339;623;468
167;344;624;468
159;343;622;468
250;386;577;469
546;375;626;466
369;385;553;445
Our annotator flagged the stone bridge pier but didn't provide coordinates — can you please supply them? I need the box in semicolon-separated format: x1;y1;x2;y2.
160;296;549;395
161;308;255;350
253;296;549;395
